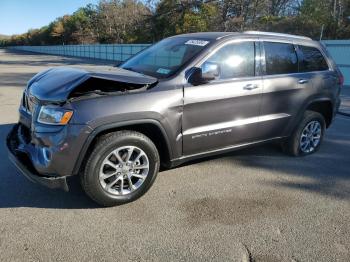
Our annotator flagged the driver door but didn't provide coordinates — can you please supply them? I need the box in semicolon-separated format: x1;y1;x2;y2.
182;40;263;155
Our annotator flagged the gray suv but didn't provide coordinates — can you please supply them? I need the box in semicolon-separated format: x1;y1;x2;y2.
7;31;342;206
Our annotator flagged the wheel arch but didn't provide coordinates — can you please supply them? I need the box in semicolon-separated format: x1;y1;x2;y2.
284;98;334;138
305;99;333;127
72;119;173;175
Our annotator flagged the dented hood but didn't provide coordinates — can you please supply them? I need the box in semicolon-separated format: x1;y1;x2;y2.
27;67;158;102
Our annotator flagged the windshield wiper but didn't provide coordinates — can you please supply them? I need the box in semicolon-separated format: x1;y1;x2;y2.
122;67;143;74
122;67;134;72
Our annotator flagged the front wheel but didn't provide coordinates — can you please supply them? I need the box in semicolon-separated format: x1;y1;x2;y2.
81;130;160;207
282;110;326;156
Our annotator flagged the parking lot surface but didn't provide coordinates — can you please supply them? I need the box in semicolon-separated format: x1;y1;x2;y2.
0;49;349;262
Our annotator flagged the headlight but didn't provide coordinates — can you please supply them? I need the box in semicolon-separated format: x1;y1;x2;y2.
37;106;73;125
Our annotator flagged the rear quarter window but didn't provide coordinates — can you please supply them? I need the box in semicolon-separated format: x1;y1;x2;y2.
298;45;329;72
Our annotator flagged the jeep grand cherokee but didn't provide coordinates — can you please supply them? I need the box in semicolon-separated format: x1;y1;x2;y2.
7;31;342;206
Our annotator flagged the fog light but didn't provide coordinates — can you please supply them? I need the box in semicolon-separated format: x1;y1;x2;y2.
42;147;52;163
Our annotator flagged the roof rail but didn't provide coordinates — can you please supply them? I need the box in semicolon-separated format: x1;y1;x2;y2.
244;31;312;41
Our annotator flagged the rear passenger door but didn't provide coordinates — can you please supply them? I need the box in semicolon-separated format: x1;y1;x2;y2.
297;45;336;92
259;41;310;139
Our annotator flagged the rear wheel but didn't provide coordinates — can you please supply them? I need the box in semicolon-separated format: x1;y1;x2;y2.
81;130;160;206
282;110;326;156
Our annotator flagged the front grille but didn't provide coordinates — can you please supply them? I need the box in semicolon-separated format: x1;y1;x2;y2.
22;92;37;114
22;93;27;110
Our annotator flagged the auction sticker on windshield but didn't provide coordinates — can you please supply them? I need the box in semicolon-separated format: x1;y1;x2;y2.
156;68;171;74
185;40;209;46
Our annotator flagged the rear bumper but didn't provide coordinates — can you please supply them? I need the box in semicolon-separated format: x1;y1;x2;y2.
6;124;69;191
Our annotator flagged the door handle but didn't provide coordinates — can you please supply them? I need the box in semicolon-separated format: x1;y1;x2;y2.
323;75;336;80
243;84;258;90
298;79;309;84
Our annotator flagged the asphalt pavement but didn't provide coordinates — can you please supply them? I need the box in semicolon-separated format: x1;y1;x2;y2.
0;49;349;262
339;87;350;116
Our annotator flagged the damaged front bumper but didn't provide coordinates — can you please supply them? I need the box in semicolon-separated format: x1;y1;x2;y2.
7;124;69;191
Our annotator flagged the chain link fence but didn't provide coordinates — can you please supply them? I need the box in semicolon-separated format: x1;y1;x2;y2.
8;41;350;86
10;44;150;62
323;40;350;86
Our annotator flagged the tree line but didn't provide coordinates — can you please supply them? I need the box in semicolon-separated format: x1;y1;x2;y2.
1;0;350;46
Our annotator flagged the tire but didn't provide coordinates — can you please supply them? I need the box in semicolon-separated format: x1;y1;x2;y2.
81;130;160;207
281;110;326;156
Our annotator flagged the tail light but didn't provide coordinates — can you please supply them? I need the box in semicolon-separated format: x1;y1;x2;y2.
337;70;344;86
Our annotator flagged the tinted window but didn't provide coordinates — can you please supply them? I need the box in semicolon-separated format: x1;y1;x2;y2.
264;42;298;75
299;45;329;72
203;42;255;79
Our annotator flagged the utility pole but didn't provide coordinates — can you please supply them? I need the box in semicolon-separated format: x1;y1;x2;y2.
320;25;324;41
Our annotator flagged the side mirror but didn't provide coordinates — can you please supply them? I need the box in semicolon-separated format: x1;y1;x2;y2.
188;62;220;86
202;61;220;81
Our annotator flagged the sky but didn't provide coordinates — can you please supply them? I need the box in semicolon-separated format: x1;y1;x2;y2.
0;0;99;35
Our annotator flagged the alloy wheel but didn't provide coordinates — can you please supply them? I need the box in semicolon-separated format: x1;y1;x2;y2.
299;120;322;153
99;146;149;195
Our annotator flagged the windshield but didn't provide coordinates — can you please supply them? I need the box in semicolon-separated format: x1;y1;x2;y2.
120;37;212;79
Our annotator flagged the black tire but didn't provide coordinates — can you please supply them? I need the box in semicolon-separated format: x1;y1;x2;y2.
81;130;160;207
281;110;326;156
